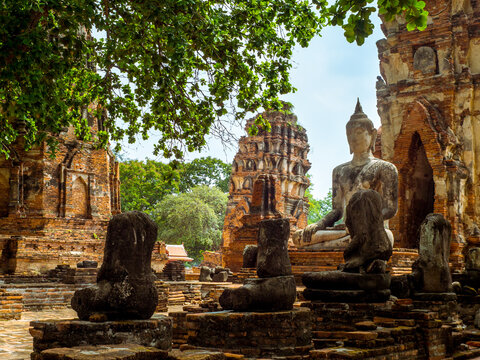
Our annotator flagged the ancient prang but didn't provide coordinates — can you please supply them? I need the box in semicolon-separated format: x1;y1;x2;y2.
0;120;121;274
376;0;480;271
222;106;311;271
71;211;158;320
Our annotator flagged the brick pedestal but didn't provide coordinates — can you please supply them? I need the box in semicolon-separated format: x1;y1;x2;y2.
30;316;172;357
186;308;312;357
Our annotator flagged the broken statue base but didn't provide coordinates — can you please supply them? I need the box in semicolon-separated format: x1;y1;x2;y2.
302;271;391;303
186;307;312;357
29;316;172;358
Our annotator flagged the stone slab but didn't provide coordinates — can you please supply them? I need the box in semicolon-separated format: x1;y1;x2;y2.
30;316;172;355
302;271;391;290
32;344;167;360
168;349;225;360
303;288;391;303
412;292;457;302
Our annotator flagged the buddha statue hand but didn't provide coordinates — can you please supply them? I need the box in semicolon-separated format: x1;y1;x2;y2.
293;220;325;245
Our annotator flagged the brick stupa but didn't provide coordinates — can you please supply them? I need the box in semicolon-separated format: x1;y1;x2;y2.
221;107;311;272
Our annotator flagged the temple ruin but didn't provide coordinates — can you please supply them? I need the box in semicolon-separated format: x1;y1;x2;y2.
376;0;480;271
221;107;311;271
0;119;121;274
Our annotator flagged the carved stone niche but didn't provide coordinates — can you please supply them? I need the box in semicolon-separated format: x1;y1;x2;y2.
413;46;437;75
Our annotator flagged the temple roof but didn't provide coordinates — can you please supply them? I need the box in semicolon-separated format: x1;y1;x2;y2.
165;244;193;262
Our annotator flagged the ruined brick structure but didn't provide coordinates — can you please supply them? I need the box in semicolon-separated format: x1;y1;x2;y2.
0;119;121;274
376;1;480;271
222;109;311;271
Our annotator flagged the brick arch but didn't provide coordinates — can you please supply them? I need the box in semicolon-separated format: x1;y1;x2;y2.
71;176;90;218
390;99;448;248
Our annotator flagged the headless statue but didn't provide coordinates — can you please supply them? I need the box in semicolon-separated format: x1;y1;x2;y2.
293;100;398;250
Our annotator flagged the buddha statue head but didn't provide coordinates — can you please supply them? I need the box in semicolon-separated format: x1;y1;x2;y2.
346;99;377;155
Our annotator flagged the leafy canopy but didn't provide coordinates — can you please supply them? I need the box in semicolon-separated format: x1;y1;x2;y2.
306;188;333;224
0;0;428;158
119;156;231;214
179;156;232;193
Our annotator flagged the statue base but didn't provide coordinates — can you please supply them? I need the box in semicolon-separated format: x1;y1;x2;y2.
412;292;457;302
302;271;391;303
30;317;172;356
186;308;312;357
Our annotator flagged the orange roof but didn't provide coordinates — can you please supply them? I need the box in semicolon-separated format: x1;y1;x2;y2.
165;244;193;262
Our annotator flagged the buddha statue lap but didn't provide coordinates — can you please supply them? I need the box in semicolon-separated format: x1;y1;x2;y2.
293;100;398;250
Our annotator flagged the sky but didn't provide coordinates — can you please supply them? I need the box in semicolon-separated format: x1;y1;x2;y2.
118;15;385;200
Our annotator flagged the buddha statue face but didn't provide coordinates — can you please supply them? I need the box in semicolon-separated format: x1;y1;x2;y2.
347;123;376;155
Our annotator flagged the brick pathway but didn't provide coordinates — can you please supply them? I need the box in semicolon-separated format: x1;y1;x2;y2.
0;307;182;360
0;308;77;360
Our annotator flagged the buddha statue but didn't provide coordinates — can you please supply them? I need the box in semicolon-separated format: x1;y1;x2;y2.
293;100;398;250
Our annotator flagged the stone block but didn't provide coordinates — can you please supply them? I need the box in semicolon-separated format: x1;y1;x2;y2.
30;317;173;356
219;275;296;311
303;288;391;303
302;271;390;291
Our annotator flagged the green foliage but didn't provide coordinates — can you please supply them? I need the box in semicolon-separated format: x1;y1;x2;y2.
152;185;228;263
1;0;428;158
119;159;181;213
119;156;231;213
179;157;231;193
328;0;428;45
306;185;333;224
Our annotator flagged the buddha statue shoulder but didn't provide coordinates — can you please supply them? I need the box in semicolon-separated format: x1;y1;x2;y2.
293;100;398;249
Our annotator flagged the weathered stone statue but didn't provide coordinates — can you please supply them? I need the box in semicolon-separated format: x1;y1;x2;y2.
342;189;393;273
293;100;398;250
71;211;158;320
220;218;296;311
411;213;454;296
302;189;393;302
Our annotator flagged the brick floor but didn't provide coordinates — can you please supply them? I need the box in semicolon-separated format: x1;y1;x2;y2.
0;306;182;360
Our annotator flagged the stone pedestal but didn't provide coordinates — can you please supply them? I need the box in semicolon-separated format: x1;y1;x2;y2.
302;300;453;359
29;317;172;357
302;271;391;303
186;308;312;357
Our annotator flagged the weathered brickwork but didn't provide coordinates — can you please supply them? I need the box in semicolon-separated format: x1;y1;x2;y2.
0;121;121;274
186;308;312;357
376;2;480;270
222;109;311;271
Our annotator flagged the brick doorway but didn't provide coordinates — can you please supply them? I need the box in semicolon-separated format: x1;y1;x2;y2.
401;132;435;248
0;237;18;274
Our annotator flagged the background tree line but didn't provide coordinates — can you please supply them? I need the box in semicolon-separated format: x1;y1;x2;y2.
119;156;332;263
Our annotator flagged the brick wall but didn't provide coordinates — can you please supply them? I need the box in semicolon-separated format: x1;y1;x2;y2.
0;124;121;274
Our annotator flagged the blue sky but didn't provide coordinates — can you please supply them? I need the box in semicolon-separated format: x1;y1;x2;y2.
119;15;385;200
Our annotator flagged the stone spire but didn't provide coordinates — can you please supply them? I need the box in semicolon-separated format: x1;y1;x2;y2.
347;98;374;130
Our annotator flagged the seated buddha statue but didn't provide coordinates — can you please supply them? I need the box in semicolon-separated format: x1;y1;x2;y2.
293;100;398;250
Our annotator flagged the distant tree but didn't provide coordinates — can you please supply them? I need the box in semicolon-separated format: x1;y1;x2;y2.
152;185;228;263
119;157;231;213
119;160;181;213
179;157;231;193
305;180;333;224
